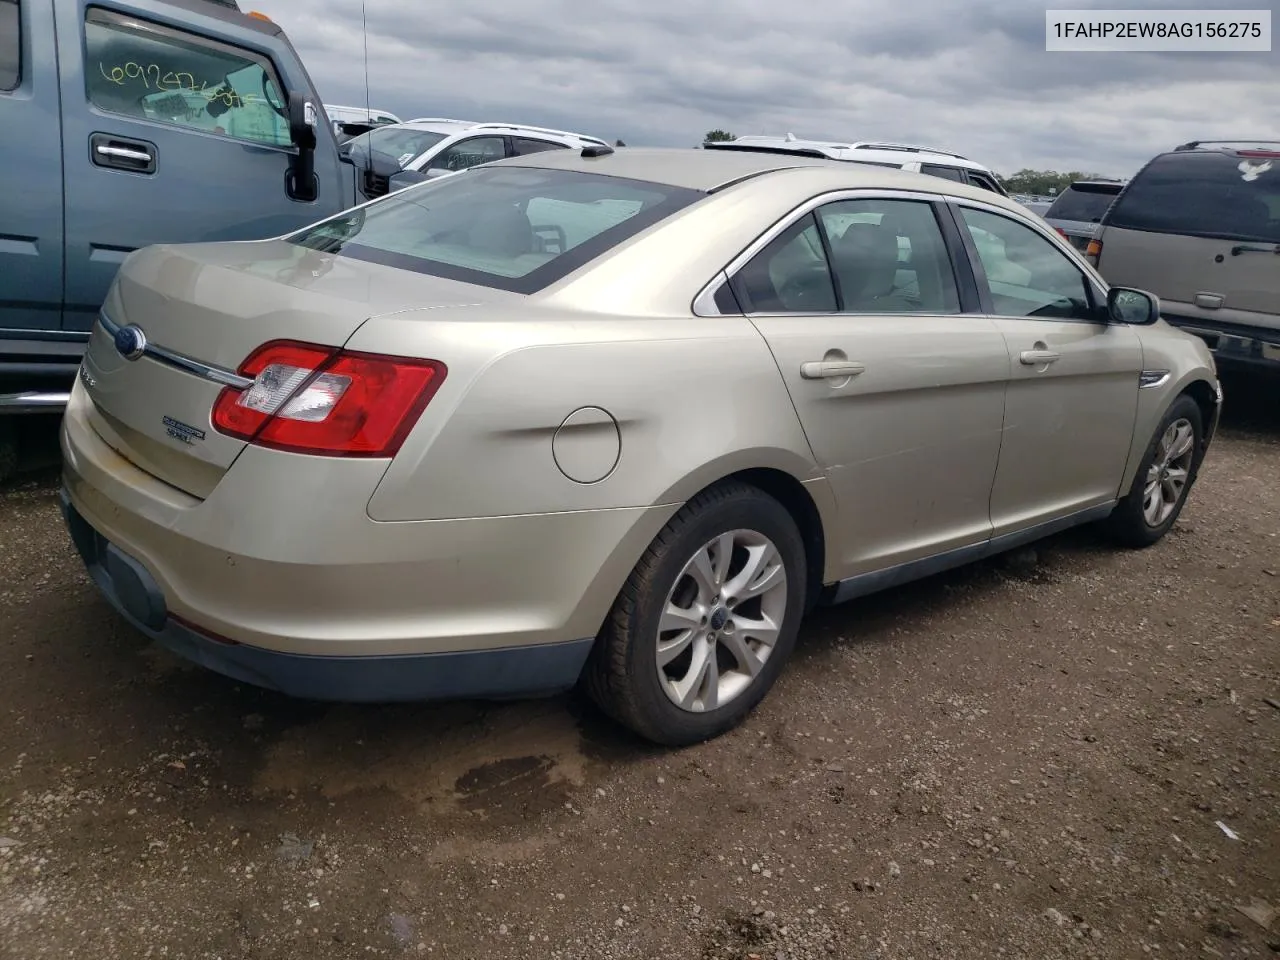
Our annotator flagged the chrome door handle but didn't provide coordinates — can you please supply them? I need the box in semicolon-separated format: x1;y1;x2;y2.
95;144;152;163
800;360;866;380
1019;349;1061;365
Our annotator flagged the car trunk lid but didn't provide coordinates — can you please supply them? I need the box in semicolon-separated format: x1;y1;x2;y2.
79;239;495;498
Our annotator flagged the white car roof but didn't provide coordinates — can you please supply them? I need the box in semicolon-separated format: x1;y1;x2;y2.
714;135;995;174
397;119;608;146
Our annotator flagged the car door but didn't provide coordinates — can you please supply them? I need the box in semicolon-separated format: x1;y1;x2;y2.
950;201;1142;536
0;0;65;332
732;192;1010;579
58;2;331;334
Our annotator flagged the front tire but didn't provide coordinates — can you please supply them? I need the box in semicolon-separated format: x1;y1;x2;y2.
584;482;807;746
1104;394;1204;548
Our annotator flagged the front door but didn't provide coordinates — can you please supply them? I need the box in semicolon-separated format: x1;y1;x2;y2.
56;1;334;332
0;0;65;332
952;202;1142;535
735;193;1010;578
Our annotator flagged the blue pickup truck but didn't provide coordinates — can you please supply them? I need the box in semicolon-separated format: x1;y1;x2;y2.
0;0;362;475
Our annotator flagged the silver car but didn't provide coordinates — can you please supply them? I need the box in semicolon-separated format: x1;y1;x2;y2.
60;147;1222;746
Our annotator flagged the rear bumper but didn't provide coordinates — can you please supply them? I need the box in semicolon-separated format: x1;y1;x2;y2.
1163;315;1280;371
60;489;593;701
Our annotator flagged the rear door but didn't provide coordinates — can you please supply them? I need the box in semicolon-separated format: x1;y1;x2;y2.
56;0;338;333
734;191;1009;579
1095;150;1280;342
0;0;65;332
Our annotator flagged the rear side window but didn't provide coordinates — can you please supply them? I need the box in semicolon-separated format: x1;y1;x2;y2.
287;166;702;294
84;8;290;148
0;0;18;92
966;172;1004;195
1046;184;1121;223
512;137;570;156
920;163;965;182
1106;152;1280;243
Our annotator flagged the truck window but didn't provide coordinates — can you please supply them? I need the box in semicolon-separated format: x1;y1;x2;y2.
84;8;290;149
0;0;18;92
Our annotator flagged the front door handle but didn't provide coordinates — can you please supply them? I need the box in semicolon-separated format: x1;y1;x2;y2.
800;360;866;380
1019;349;1061;366
90;133;157;174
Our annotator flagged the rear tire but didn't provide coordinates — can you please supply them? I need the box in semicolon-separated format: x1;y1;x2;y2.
1104;394;1204;548
584;481;807;746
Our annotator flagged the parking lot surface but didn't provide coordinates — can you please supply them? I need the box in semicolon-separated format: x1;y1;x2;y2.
1;376;1277;960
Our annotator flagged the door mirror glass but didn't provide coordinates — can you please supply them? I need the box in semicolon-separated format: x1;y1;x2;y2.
1107;286;1159;325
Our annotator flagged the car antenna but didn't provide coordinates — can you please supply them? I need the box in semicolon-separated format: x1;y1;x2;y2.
361;0;371;123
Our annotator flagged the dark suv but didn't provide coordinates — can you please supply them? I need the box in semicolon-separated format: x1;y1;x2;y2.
1087;141;1280;371
1043;179;1125;251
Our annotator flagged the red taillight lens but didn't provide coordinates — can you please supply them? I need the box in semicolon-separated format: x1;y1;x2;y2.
212;340;446;457
1054;226;1068;238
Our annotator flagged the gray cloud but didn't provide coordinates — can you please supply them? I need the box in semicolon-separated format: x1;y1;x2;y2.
251;0;1278;177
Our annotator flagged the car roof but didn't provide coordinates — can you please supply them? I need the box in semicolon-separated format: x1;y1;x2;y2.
394;119;608;145
707;136;994;173
487;146;1026;206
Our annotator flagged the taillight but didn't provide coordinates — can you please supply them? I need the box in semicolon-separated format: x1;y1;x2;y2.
212;340;446;457
1054;227;1068;238
1237;150;1280;159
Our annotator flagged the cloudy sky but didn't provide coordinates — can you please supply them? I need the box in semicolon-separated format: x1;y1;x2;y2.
249;0;1277;179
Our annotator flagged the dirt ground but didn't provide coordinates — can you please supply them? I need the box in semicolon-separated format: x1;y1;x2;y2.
1;373;1277;960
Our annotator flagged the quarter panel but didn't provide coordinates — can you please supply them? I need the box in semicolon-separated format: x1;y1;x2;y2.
358;313;822;522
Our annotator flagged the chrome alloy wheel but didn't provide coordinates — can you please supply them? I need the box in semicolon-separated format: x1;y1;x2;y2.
1143;417;1195;527
655;529;788;713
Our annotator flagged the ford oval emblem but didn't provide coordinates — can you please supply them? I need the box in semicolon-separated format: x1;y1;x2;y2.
113;324;147;361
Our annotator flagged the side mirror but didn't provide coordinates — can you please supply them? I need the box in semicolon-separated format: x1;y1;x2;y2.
423;167;454;180
286;93;317;202
1108;287;1160;325
388;170;428;193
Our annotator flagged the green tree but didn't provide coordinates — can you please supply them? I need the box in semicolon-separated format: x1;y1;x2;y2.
704;129;735;143
997;168;1111;196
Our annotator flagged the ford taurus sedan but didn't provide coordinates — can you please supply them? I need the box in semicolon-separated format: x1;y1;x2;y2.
60;146;1222;746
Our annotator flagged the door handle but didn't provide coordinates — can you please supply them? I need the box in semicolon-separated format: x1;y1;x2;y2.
90;134;157;174
1019;349;1061;366
800;360;866;380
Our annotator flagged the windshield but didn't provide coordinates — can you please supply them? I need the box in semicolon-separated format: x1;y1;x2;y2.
346;128;449;169
288;166;703;293
1046;184;1121;223
1105;152;1280;243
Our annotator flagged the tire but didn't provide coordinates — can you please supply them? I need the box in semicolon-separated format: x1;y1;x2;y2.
584;481;807;746
1104;394;1204;548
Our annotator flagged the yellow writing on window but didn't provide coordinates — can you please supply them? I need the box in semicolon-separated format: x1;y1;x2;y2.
97;61;268;109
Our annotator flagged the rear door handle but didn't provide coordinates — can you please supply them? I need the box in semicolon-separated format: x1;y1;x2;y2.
90;133;157;174
800;360;866;380
1019;349;1061;366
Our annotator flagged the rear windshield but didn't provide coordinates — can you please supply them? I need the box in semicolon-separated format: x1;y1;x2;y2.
1105;152;1280;243
346;128;448;169
1046;183;1122;223
287;165;703;293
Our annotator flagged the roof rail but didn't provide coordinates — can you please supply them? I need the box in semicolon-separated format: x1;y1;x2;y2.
1174;138;1280;151
406;117;474;125
468;122;605;143
849;141;971;161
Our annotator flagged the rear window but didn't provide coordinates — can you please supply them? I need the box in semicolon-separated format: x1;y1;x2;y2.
1;0;19;92
288;165;702;294
346;127;448;169
1106;152;1280;243
1046;183;1121;223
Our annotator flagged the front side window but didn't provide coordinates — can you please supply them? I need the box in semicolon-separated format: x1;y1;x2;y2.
287;165;702;294
347;127;447;169
0;0;18;92
427;136;506;172
84;8;290;148
959;206;1094;321
1106;151;1280;243
817;198;960;313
